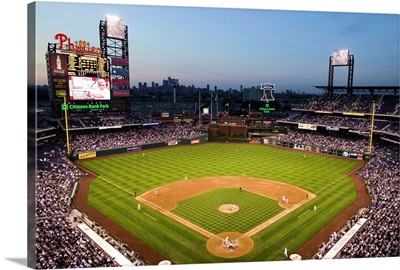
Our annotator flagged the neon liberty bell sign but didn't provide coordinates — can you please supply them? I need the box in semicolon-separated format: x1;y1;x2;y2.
259;82;276;113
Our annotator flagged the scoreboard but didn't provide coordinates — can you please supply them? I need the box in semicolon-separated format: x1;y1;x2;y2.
49;52;110;99
47;31;129;115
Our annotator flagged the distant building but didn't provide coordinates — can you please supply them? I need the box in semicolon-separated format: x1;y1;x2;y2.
243;86;263;101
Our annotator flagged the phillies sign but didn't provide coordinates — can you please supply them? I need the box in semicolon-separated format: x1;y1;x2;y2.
55;33;102;56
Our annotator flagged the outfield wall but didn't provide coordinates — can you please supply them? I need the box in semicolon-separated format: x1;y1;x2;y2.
70;135;208;161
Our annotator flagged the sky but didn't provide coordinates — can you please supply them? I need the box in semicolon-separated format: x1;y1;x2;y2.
30;0;399;94
0;1;399;270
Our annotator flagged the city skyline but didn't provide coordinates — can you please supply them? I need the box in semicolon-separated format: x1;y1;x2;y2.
32;1;399;94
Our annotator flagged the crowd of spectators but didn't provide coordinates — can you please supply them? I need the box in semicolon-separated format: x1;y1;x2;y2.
36;216;119;268
62;112;155;129
282;113;398;135
284;114;369;129
35;147;123;268
296;94;399;115
313;145;399;259
289;94;399;137
270;129;371;153
69;123;205;153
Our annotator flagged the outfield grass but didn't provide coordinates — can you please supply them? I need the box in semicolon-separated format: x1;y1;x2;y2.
78;143;362;264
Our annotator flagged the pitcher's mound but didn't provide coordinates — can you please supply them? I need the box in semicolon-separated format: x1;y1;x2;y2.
219;204;239;213
206;232;254;258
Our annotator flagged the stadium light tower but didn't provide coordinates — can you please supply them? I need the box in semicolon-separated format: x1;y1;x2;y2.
99;15;130;110
328;49;354;95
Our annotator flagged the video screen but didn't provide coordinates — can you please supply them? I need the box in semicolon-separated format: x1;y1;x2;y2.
331;49;349;66
68;76;110;100
106;15;125;40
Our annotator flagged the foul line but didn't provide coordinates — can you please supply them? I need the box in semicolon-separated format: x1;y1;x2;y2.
297;165;365;218
315;165;364;195
143;212;156;220
76;165;136;197
298;210;310;218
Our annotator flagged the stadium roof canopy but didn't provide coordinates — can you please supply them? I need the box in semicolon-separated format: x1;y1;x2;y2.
313;86;399;95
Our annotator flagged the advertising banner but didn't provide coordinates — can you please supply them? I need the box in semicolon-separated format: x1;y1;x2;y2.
78;152;97;159
298;123;317;131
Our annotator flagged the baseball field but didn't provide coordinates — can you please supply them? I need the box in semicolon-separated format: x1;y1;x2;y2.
74;143;365;264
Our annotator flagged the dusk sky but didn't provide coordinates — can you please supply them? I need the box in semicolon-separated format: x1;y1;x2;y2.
31;0;399;94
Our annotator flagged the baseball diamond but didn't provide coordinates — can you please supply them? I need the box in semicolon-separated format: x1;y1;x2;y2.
138;176;314;258
71;143;371;265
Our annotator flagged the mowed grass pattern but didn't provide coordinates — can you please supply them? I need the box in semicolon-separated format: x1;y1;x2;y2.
172;188;283;234
78;143;362;263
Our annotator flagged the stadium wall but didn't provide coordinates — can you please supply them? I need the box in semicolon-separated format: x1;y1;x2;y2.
70;135;208;161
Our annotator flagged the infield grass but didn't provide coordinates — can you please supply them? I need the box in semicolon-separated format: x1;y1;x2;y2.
78;143;362;264
172;187;283;234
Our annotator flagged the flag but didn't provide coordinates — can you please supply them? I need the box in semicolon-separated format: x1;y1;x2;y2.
225;103;229;107
215;94;218;101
